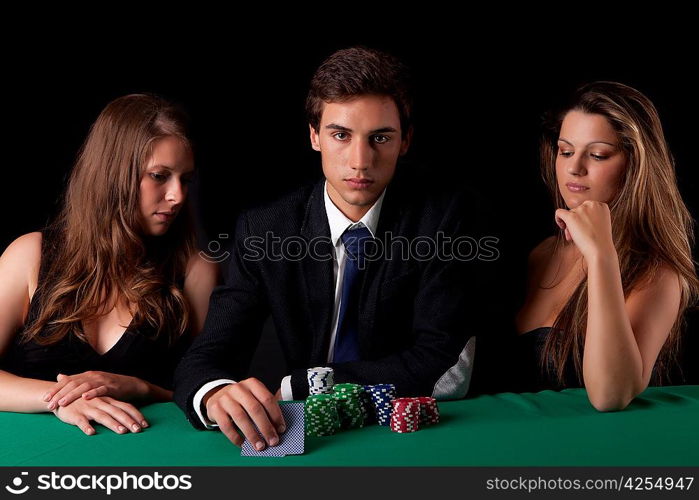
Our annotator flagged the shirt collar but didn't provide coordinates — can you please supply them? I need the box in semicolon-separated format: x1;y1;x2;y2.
323;180;385;246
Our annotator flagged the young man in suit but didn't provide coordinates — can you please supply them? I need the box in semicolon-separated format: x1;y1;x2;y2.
174;47;491;450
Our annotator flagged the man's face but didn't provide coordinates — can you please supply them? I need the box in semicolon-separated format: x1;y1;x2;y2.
310;94;410;221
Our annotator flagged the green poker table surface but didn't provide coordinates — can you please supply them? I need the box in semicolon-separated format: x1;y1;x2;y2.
1;386;697;467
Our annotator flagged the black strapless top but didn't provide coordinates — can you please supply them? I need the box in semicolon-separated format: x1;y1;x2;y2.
514;327;582;392
0;231;191;390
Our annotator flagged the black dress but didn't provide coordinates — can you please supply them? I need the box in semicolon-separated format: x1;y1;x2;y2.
0;231;190;390
514;327;583;392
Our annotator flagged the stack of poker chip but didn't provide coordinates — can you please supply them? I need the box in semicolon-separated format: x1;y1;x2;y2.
332;383;367;429
415;396;440;425
365;384;396;426
307;367;335;395
359;389;375;425
304;394;341;436
389;397;421;433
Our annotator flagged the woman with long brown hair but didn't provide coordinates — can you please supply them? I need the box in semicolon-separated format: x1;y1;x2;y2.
0;94;218;434
515;81;698;411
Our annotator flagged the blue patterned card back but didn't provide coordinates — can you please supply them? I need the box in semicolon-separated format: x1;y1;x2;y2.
241;401;305;457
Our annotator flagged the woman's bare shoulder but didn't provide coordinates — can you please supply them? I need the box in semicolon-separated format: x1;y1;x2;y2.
1;232;42;274
1;232;42;298
184;252;219;290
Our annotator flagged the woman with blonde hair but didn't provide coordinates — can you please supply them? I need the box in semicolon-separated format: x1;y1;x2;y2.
0;94;218;434
515;81;698;411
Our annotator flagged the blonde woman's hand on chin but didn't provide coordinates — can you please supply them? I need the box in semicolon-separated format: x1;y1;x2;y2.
555;201;617;261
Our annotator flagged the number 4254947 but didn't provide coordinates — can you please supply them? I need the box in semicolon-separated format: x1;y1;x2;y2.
624;477;694;490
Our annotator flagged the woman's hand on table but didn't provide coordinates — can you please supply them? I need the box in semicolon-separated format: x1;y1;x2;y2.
43;371;149;410
52;396;148;435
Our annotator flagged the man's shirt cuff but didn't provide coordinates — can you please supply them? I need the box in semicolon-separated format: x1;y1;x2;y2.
280;375;294;401
193;379;236;428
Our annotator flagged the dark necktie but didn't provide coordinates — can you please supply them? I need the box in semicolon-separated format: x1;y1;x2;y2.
333;225;372;363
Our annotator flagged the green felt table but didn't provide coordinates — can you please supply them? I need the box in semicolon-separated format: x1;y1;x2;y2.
1;386;697;467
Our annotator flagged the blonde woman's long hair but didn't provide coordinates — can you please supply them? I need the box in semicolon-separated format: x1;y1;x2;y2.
23;94;197;345
539;81;699;386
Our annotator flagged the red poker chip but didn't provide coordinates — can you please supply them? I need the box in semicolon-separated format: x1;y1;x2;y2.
389;395;440;433
413;396;440;425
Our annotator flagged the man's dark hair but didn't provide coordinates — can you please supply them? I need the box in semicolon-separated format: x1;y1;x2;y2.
306;46;413;138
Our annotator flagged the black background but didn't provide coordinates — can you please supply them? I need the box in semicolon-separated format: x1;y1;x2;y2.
3;26;697;390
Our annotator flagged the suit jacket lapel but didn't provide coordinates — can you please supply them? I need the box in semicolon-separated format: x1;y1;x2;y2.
300;180;336;363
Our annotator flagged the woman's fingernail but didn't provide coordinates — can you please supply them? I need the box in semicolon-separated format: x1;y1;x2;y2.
255;441;265;451
278;425;286;434
118;426;126;433
269;436;279;446
43;393;50;401
48;402;56;410
141;421;149;428
58;399;66;406
132;424;141;432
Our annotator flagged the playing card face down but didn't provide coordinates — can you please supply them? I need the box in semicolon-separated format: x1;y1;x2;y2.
241;401;305;457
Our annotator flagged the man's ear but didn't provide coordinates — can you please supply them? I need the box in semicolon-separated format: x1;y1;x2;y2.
399;126;413;156
309;124;321;151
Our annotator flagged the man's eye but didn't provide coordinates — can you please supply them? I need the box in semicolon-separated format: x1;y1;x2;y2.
373;135;389;144
333;132;348;141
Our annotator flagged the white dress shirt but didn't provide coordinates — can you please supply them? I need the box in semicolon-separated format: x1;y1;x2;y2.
193;181;385;427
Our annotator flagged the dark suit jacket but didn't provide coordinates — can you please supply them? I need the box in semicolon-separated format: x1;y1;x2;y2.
174;169;494;428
